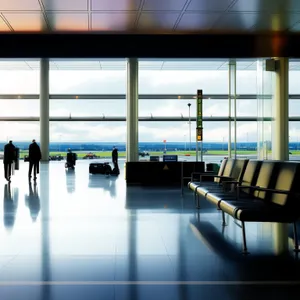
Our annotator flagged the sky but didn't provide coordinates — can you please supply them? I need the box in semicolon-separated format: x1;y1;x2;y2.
0;63;300;143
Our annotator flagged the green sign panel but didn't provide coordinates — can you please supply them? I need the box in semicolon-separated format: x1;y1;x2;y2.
197;89;203;141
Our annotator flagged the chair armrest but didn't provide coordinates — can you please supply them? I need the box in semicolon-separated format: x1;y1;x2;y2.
254;187;300;198
236;185;260;199
190;172;206;181
222;180;239;185
199;174;221;182
218;176;235;182
237;185;260;190
191;172;216;181
191;171;215;176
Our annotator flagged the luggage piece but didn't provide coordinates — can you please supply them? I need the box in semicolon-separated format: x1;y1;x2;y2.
111;167;120;175
66;153;77;169
111;162;120;176
89;163;112;175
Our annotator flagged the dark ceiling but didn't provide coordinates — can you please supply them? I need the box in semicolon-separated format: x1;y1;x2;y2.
1;1;300;58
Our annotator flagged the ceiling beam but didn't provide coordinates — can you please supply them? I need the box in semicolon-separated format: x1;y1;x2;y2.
0;33;296;58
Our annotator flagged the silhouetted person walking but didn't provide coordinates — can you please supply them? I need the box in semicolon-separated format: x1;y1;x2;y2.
3;140;16;182
28;139;42;181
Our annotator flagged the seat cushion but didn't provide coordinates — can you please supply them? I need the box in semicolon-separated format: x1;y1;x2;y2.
219;199;264;217
205;191;255;207
236;206;297;222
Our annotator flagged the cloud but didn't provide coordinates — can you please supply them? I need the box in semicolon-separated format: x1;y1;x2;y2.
0;122;39;142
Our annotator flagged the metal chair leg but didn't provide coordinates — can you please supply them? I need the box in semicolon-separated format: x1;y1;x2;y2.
241;221;249;255
196;194;200;209
196;211;200;222
293;222;300;252
222;211;227;226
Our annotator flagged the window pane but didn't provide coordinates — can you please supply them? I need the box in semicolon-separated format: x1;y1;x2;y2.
289;100;300;116
50;121;126;143
50;99;125;117
139;70;228;94
0;100;39;117
236;99;257;116
236;70;257;94
139;99;229;118
49;70;126;94
0;69;39;94
289;70;300;94
0;121;39;143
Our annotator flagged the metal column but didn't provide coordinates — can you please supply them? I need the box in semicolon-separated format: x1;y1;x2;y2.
273;58;289;161
126;58;139;162
228;59;237;158
273;58;289;255
40;58;49;162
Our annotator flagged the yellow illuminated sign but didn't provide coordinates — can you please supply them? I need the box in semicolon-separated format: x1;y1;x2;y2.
197;128;203;142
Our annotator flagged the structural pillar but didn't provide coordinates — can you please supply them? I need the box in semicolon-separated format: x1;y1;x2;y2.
40;58;50;162
228;59;237;158
273;58;289;161
257;59;273;160
273;57;289;255
126;58;139;162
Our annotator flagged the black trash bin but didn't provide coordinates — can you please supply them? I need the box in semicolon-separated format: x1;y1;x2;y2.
206;163;220;173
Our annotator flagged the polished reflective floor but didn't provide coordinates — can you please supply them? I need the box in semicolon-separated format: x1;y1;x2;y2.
0;160;299;300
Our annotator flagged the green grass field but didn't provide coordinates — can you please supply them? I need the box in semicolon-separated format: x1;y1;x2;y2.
16;149;300;159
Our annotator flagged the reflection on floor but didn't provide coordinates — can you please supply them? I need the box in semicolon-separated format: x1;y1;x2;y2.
0;160;299;300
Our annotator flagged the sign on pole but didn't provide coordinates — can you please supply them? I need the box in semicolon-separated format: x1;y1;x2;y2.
196;89;203;141
196;89;203;162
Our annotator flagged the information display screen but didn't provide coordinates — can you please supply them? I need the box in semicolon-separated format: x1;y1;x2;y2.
150;156;160;162
163;155;178;162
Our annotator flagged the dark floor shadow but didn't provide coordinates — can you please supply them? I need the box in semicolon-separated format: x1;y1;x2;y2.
25;182;40;222
125;187;207;211
189;215;300;281
3;183;19;231
65;168;76;193
88;175;117;198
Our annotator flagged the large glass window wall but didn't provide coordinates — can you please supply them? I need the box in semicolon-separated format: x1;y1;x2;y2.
138;59;258;161
289;61;300;160
0;58;271;163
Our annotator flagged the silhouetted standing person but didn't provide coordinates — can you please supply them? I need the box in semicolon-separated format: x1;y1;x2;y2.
28;139;42;181
111;146;120;175
3;140;16;182
112;146;118;165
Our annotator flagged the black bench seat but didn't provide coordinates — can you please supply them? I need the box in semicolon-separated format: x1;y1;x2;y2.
188;159;300;254
193;158;249;207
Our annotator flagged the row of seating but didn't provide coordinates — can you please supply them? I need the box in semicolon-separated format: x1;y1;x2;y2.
188;158;300;254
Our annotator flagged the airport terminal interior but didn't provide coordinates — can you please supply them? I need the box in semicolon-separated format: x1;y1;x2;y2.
1;0;300;299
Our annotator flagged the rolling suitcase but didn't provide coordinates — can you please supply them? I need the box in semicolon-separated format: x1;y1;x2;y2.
111;162;120;176
89;163;112;175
